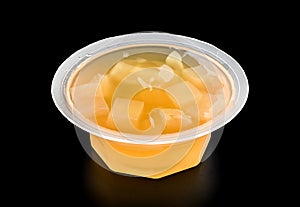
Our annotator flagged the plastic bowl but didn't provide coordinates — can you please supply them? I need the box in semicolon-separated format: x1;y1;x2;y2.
51;32;248;178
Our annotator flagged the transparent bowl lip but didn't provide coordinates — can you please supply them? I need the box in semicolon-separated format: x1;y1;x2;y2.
51;32;249;145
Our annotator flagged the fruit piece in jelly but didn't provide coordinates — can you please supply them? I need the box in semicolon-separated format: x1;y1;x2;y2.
70;76;109;122
165;51;184;73
106;98;144;132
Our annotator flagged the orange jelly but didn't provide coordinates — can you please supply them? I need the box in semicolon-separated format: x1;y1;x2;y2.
69;48;230;178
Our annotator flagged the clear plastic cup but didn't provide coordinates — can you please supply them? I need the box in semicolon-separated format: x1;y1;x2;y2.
51;32;248;179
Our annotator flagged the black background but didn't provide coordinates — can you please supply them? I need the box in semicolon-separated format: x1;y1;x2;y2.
13;11;284;206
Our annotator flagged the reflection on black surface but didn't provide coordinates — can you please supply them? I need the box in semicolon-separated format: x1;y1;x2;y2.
84;151;220;206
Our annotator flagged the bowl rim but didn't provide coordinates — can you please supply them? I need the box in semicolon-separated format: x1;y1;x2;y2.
51;32;249;144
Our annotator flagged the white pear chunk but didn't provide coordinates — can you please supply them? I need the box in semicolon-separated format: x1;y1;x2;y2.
165;51;184;72
109;60;145;83
158;64;174;82
107;98;144;132
70;74;109;122
165;81;202;107
182;68;207;91
202;75;224;94
157;108;194;132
